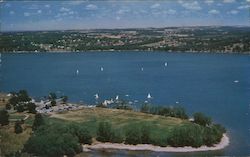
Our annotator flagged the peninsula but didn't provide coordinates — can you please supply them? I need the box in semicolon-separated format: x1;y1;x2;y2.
0;90;229;157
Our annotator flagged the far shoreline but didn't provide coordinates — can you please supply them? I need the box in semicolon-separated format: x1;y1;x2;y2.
1;50;250;55
84;134;229;153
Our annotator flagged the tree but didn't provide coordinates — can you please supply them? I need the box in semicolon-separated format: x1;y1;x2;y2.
14;121;23;134
51;100;56;106
27;102;37;114
5;103;11;110
32;113;44;130
16;104;25;112
48;92;57;101
18;90;31;102
61;96;68;103
193;112;212;126
0;109;9;126
125;125;142;145
97;121;113;142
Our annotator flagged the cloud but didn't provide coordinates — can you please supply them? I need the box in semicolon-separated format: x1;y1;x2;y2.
86;4;98;10
208;9;220;14
179;1;202;10
228;10;238;14
223;0;235;3
117;8;130;15
204;0;214;5
9;11;15;15
163;9;177;15
237;5;250;9
37;10;42;14
151;3;160;9
60;7;70;12
24;12;30;17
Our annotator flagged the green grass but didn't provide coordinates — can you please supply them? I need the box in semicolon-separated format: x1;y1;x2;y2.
50;107;189;138
0;125;32;156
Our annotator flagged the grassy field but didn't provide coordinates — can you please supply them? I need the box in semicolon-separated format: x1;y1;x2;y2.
0;93;35;156
50;107;190;139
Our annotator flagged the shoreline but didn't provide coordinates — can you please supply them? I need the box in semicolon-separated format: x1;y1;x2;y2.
1;50;250;55
84;134;229;153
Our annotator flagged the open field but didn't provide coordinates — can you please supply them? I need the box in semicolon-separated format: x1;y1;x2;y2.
51;107;189;137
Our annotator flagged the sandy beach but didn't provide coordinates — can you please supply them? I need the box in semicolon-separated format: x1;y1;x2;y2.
84;134;229;153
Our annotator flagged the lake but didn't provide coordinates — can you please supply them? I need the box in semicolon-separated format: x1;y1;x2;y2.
0;51;250;156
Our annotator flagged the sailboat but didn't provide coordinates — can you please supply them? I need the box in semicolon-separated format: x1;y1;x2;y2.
141;67;144;71
164;62;168;67
94;94;99;99
100;67;104;71
147;93;152;99
76;69;79;75
115;95;119;100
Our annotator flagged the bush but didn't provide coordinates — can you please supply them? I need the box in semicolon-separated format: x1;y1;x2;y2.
168;125;203;148
193;112;212;126
32;113;44;130
24;132;81;157
16;104;25;112
27;102;37;114
96;121;113;142
0;109;9;126
125;125;142;145
14;121;23;134
5;103;11;110
110;129;124;143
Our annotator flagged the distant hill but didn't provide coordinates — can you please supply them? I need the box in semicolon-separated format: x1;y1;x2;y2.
1;26;250;53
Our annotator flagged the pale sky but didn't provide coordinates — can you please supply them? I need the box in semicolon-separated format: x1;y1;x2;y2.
1;0;250;31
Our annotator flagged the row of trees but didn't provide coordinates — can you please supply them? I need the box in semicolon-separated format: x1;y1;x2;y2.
140;104;188;119
96;121;226;148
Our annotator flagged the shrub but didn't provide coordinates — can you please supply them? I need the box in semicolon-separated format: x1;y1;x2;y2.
125;125;142;145
14;121;23;134
5;103;12;110
96;121;113;142
32;113;44;130
193;112;212;126
27;102;37;114
0;109;9;126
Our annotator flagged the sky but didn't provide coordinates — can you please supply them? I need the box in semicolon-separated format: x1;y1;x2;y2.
0;0;250;31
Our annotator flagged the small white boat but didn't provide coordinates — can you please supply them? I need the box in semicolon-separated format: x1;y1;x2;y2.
76;69;79;75
141;67;144;71
100;67;104;71
234;80;239;83
125;94;129;97
115;95;119;100
147;93;152;99
164;62;168;67
94;94;99;99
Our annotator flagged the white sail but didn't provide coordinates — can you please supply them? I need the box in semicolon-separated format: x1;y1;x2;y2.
76;69;79;75
141;67;144;71
115;95;119;100
147;93;152;99
100;67;104;71
164;62;168;67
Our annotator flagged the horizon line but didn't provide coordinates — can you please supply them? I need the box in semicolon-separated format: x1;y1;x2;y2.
1;24;250;33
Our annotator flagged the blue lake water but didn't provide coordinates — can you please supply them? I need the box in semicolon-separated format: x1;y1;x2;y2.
0;52;250;156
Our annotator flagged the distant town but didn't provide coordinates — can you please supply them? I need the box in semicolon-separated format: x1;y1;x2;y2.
1;26;250;53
